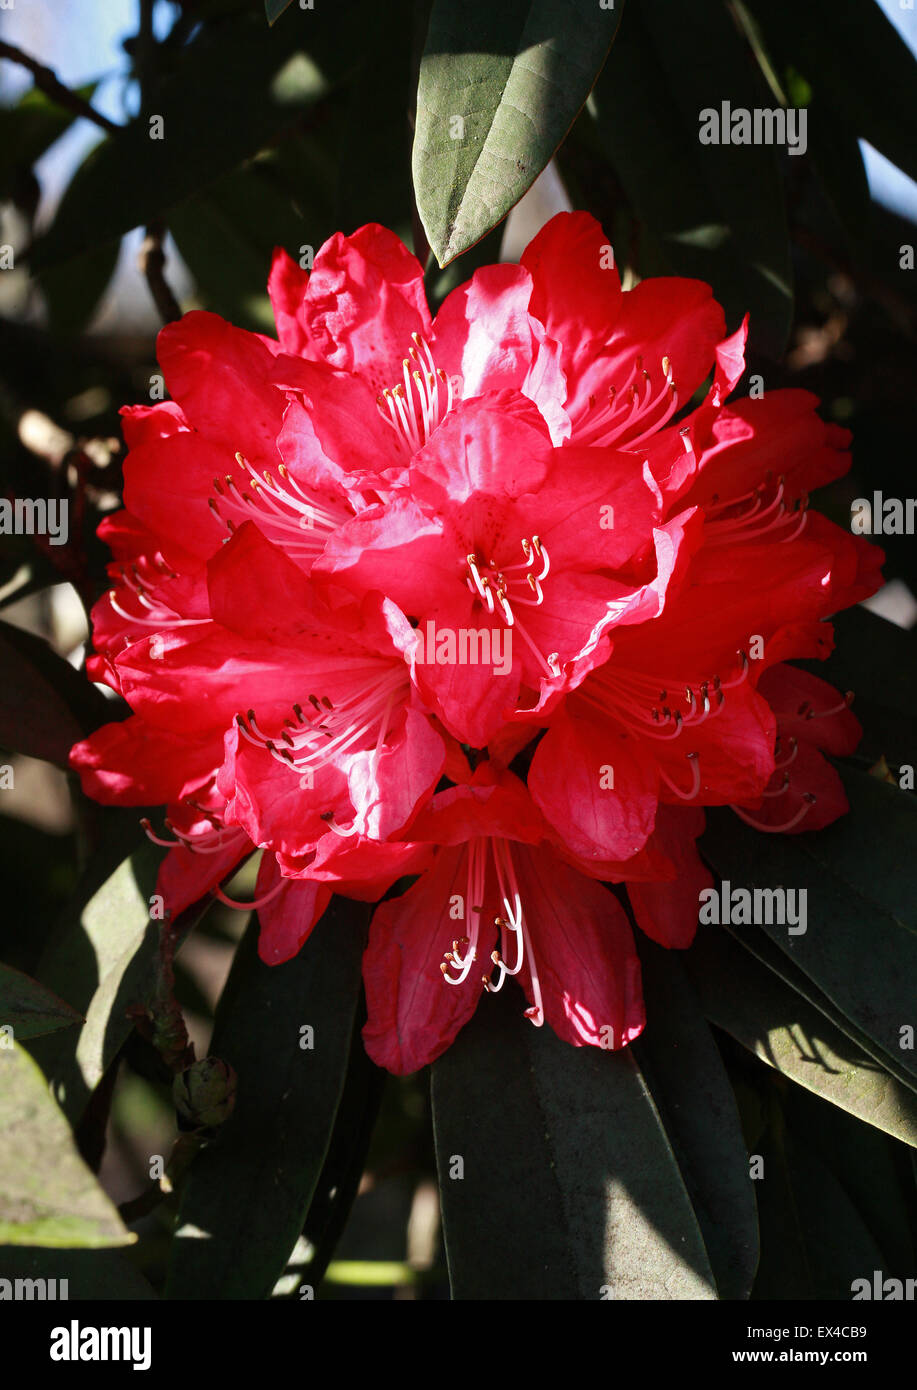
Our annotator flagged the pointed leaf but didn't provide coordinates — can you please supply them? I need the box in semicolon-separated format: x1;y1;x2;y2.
432;986;717;1300
27;838;166;1124
744;0;917;190
633;940;759;1298
0;619;112;767
687;925;917;1147
0;1043;133;1248
590;2;792;356
266;0;295;24
413;0;622;267
0;962;82;1042
799;608;917;769
31;10;353;270
716;918;917;1096
166;898;367;1299
702;769;917;1086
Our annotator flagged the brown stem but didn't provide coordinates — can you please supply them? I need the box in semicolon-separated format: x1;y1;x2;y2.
138;220;182;324
134;3;182;324
117;1132;204;1224
0;40;119;134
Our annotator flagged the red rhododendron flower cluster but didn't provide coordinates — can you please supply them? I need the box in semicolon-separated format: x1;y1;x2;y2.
70;213;882;1074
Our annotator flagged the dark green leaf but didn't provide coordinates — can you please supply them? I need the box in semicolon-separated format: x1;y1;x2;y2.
718;917;917;1096
731;0;871;264
0;816;78;977
0;1245;156;1298
783;1082;917;1275
633;940;759;1298
701;769;917;1086
289;1015;385;1294
413;0;622;267
744;0;917;190
0;85;98;203
0;619;112;767
37;235;122;337
432;985;716;1299
590;1;792;356
32;10;355;270
0;1042;133;1248
266;0;296;24
165;897;367;1299
798;608;917;771
169;136;338;333
686;925;917;1147
0;962;82;1042
27;838;165;1124
751;1081;887;1299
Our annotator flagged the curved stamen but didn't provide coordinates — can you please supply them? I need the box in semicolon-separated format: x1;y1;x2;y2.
798;691;855;720
141;816;233;855
659;752;701;801
377;334;455;454
209;454;350;560
212;875;286;910
442;839;544;1027
732;793;816;833
774;736;799;769
577;354;679;447
442;841;486;986
235;669;407;782
463;538;559;677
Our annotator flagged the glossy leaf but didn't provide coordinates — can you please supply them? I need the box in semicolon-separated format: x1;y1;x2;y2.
413;0;622;267
633;940;759;1298
686;925;917;1147
432;985;716;1300
0;1042;133;1248
27;838;165;1124
716;917;917;1096
165;898;367;1299
702;769;917;1086
0;962;82;1041
751;1082;887;1299
291;1014;385;1294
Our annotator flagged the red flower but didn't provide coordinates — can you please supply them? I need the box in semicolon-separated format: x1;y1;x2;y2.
361;764;646;1074
70;213;882;1075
